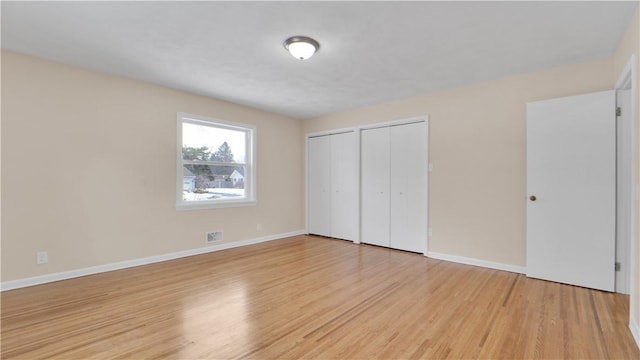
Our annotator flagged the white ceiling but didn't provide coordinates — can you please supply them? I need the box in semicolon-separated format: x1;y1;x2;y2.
1;1;637;119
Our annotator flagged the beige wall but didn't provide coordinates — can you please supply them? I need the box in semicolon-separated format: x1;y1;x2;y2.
1;51;3;281
613;6;640;334
305;57;614;267
1;51;305;282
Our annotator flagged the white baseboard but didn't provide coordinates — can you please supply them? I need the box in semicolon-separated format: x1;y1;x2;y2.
426;251;526;274
631;314;640;351
1;230;305;291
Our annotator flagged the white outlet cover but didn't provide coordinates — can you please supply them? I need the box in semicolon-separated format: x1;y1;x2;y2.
36;251;48;264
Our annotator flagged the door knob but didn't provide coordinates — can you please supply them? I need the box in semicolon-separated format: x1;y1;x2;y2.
530;195;537;201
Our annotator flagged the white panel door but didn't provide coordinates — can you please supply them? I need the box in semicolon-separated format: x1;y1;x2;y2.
526;90;615;292
331;131;358;241
390;122;427;253
307;135;332;237
361;127;390;247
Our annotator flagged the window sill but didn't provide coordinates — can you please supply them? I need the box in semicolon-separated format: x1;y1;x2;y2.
176;199;257;211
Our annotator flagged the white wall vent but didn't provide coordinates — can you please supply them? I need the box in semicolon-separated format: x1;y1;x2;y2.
206;231;223;243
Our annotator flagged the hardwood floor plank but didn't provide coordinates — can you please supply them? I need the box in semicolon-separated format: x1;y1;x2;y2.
2;235;638;359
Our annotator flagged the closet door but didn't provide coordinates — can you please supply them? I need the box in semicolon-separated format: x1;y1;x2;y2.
307;135;332;237
390;122;427;253
331;132;358;241
361;127;390;247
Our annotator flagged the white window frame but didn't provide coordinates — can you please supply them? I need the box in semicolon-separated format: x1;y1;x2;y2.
176;112;256;210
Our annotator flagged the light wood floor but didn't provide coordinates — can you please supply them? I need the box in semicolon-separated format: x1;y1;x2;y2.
1;235;639;359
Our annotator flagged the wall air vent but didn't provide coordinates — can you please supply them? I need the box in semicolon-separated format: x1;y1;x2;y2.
207;231;223;243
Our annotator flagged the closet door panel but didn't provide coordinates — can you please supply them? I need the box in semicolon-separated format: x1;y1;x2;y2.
361;127;390;247
307;135;332;237
389;125;409;251
331;132;358;241
394;122;427;253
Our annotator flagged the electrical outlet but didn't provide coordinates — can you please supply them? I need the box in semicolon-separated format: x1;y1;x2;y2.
36;251;48;265
206;231;223;243
428;228;432;237
257;223;263;231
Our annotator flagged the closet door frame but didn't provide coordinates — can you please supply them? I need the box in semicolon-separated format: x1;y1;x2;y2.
359;116;430;255
305;127;361;244
305;115;429;251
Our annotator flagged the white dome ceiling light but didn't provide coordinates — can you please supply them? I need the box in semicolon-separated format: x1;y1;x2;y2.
283;36;320;60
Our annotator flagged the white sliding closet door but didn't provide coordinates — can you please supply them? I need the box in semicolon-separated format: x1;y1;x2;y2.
361;127;391;247
390;122;427;253
307;131;358;241
361;121;428;253
307;135;332;237
331;132;358;241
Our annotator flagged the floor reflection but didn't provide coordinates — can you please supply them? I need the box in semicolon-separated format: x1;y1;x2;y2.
179;282;249;358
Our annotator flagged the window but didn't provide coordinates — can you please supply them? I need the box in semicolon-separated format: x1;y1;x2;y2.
177;113;256;210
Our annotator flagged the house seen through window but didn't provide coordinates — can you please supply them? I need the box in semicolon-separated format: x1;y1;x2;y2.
177;113;256;209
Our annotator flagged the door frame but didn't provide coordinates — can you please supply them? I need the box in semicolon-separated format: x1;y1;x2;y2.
616;57;635;295
615;54;637;327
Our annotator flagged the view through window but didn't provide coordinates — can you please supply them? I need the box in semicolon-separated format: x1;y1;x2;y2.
178;114;255;209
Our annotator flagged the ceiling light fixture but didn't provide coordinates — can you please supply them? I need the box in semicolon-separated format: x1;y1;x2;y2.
283;36;320;60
